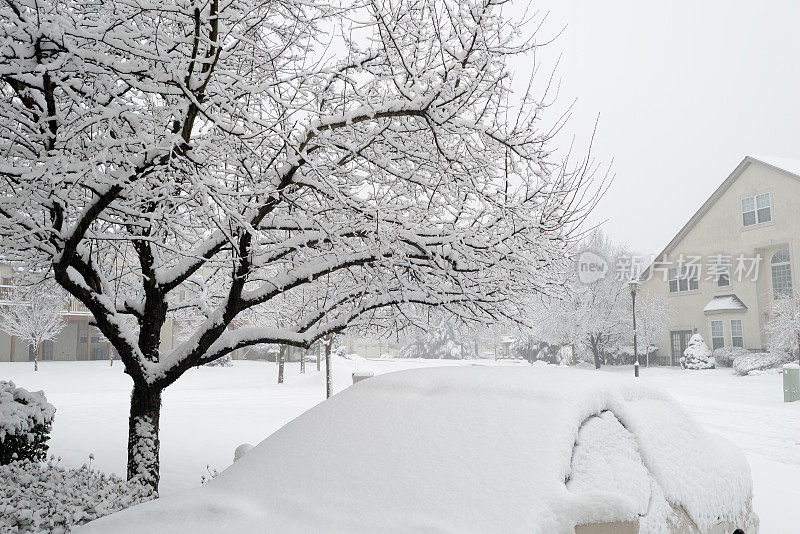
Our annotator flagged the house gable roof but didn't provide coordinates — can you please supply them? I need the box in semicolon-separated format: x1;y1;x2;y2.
641;156;800;279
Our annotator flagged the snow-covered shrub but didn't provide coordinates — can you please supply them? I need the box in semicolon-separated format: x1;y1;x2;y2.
680;334;715;370
732;351;792;376
603;344;658;366
243;344;279;362
204;354;233;367
200;464;219;486
0;381;56;465
521;342;570;365
0;456;153;532
713;346;750;368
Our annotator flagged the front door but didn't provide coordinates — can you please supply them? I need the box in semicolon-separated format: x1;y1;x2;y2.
669;330;693;366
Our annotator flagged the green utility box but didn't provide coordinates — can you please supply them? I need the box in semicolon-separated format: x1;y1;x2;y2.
783;364;800;402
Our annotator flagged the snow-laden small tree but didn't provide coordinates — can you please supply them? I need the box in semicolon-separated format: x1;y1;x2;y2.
765;291;800;361
635;291;673;367
0;0;596;491
401;315;468;359
681;334;715;370
0;284;66;371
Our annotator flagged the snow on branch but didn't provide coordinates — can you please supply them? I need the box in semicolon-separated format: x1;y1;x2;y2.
0;0;600;386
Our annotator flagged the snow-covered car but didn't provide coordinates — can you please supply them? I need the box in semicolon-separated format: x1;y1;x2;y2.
79;367;758;534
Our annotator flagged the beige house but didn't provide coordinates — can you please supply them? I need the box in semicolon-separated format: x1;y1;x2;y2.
641;156;800;365
0;263;223;363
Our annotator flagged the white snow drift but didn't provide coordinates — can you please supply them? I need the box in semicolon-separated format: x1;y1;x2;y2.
78;367;757;533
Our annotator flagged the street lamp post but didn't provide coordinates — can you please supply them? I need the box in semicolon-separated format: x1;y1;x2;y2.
630;278;640;378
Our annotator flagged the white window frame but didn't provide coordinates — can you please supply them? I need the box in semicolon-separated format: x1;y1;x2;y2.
668;265;699;293
771;249;793;299
741;192;771;227
730;319;743;348
710;320;725;350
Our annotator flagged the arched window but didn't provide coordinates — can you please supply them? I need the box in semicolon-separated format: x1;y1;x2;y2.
771;249;792;299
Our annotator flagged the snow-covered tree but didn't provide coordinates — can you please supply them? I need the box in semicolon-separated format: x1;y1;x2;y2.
0;0;596;491
681;334;714;370
765;291;800;361
401;316;467;359
635;291;673;367
0;284;66;371
532;232;630;368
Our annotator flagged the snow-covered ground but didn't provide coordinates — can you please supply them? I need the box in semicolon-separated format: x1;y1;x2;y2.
1;359;798;532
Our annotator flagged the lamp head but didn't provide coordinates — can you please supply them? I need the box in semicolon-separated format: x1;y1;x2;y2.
629;278;640;295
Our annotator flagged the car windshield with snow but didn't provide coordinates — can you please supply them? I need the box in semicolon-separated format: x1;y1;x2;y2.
78;367;758;534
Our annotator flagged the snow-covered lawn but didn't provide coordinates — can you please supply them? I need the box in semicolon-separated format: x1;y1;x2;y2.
1;359;798;532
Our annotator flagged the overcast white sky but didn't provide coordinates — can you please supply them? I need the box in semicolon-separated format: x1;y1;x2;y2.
508;0;800;255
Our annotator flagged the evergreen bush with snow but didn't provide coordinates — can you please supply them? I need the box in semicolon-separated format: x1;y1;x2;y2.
0;381;56;465
0;457;154;533
680;334;715;370
713;346;750;368
732;351;792;376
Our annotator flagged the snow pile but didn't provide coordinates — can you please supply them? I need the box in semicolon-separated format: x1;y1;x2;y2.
680;335;715;370
0;380;56;464
78;367;755;534
233;444;254;463
733;351;793;376
0;457;153;532
713;346;750;368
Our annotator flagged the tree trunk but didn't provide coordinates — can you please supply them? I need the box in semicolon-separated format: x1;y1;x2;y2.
278;345;285;384
325;334;333;398
300;349;305;374
35;342;40;371
316;342;321;371
127;382;162;494
589;337;601;369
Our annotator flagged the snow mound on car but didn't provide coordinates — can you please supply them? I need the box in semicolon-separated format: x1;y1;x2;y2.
78;367;754;534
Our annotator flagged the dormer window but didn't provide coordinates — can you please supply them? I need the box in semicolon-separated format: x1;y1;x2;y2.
741;192;771;227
